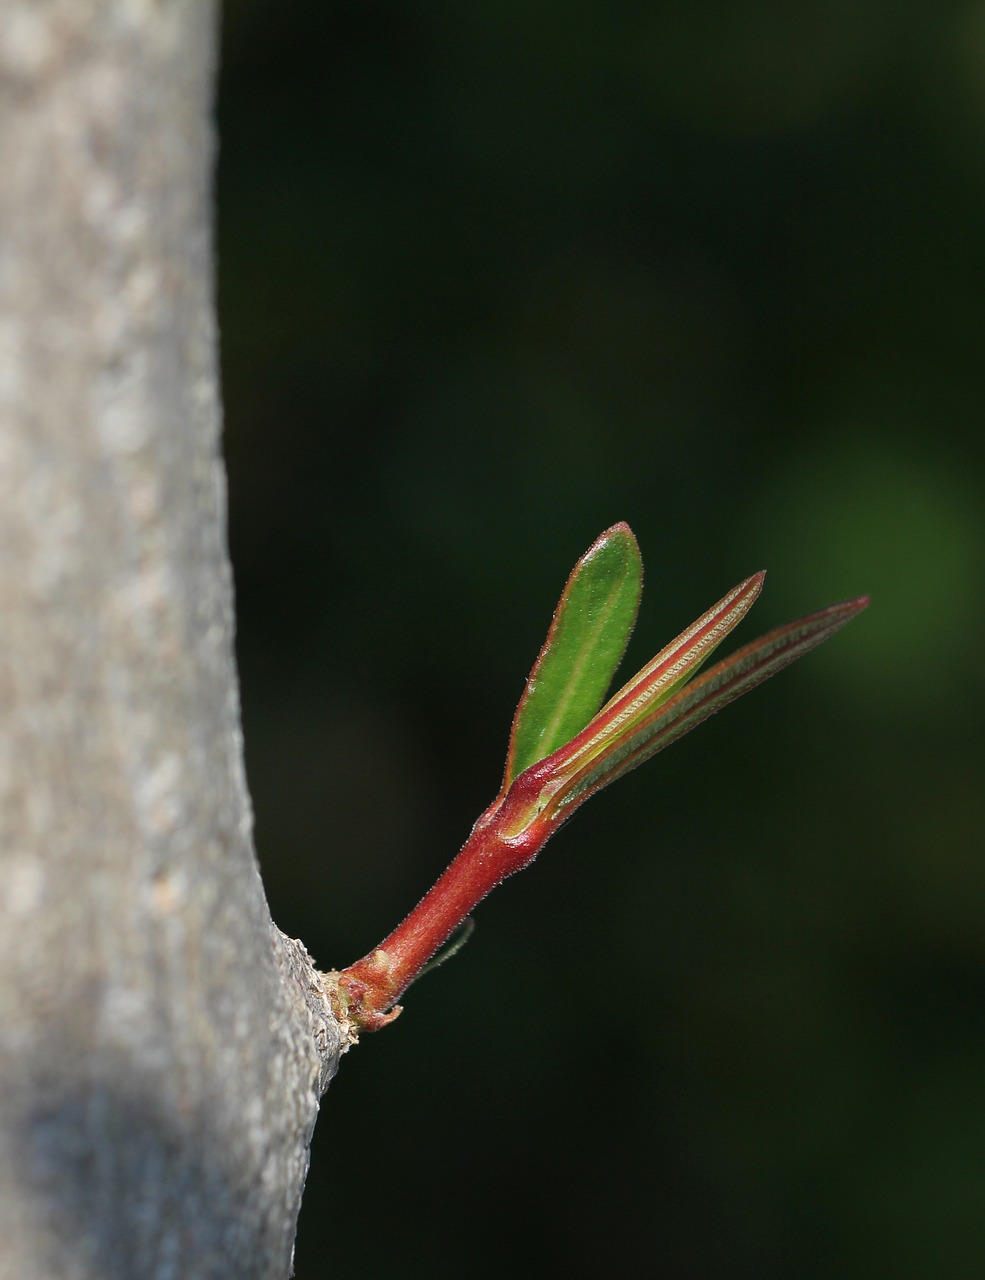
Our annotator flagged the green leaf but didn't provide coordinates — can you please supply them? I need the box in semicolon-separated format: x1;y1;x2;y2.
501;523;643;790
548;592;869;820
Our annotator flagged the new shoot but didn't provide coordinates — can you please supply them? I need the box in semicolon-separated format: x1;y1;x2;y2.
330;524;867;1037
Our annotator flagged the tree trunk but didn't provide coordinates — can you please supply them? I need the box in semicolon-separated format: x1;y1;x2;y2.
0;4;342;1276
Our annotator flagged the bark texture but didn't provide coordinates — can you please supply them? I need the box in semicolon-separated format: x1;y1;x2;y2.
0;4;342;1277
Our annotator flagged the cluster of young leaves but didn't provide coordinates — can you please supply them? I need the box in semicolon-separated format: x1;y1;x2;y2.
492;522;867;839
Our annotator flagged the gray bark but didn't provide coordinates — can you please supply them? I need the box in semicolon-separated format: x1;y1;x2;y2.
0;4;343;1277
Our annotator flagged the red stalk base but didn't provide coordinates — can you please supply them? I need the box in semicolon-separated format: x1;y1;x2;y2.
336;759;559;1032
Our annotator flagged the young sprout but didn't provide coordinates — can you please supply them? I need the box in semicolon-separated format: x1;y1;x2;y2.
331;524;867;1036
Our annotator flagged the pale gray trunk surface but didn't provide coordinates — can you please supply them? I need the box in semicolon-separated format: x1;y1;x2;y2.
0;4;342;1277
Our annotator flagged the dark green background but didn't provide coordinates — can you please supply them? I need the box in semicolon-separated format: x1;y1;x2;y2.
217;2;985;1275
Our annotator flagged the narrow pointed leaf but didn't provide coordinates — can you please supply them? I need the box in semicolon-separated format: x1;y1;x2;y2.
553;571;766;782
549;594;869;819
502;523;642;789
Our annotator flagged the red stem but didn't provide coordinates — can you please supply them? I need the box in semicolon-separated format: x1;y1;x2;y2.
337;760;558;1031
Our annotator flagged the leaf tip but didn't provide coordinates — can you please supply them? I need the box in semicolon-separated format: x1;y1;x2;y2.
823;594;870;625
587;521;641;564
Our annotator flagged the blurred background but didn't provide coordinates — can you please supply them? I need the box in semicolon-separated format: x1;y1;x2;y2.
217;2;985;1276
